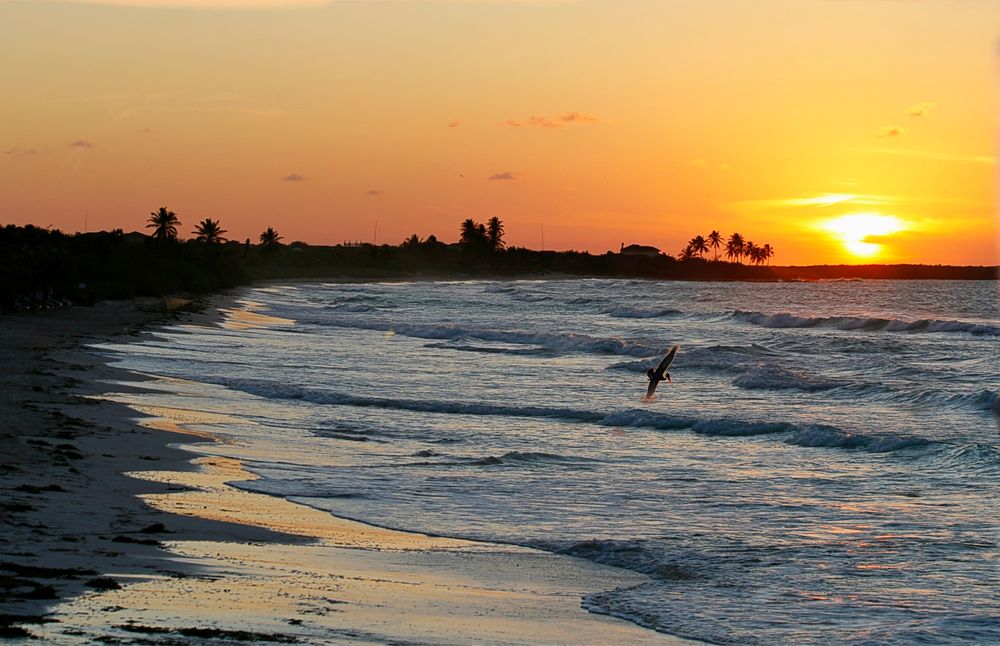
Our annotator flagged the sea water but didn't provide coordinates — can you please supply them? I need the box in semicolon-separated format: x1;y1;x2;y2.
95;279;999;644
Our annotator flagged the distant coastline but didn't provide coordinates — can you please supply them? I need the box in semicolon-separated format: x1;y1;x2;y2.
1;224;995;311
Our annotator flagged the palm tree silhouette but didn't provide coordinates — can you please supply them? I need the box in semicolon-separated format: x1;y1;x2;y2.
486;217;505;251
402;233;421;248
193;218;227;244
459;219;480;245
726;232;745;264
762;243;774;266
146;207;180;241
707;230;722;261
259;227;283;247
744;241;758;265
691;235;708;259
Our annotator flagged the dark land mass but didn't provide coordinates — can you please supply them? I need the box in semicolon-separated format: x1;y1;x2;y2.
2;224;995;310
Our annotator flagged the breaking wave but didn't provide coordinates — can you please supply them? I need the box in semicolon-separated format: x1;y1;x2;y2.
404;451;599;468
605;306;683;319
785;425;930;452
732;366;847;392
307;319;660;357
733;310;999;336
423;342;554;357
220;378;935;455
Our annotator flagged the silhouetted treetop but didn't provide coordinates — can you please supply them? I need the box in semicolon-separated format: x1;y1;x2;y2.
146;207;180;241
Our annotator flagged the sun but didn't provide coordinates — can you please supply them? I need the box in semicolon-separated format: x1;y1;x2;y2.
820;213;907;259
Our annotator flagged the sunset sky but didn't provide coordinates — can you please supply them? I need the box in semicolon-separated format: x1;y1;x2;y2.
1;0;997;264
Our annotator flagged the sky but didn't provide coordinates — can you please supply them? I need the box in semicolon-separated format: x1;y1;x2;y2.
0;0;997;265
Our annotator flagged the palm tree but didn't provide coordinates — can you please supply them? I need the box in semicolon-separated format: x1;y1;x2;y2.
726;232;745;263
679;243;696;261
259;227;283;247
193;218;227;244
402;233;421;248
459;218;481;245
744;241;758;265
707;230;722;261
486;216;505;251
691;235;708;259
146;207;180;241
762;243;774;266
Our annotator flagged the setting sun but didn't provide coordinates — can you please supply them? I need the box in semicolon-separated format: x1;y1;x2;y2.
820;213;908;259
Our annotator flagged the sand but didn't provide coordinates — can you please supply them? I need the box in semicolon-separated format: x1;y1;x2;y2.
0;295;689;644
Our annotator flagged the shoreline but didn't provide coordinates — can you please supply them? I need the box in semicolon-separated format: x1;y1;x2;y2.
1;294;689;644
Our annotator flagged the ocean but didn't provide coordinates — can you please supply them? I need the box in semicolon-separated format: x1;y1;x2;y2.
94;278;999;644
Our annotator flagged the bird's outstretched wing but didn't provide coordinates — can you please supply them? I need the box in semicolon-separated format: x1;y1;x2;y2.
645;379;660;399
655;345;680;375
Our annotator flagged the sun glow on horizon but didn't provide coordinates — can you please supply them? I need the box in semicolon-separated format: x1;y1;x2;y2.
820;213;908;259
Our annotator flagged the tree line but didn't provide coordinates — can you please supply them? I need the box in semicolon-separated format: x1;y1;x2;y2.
680;230;774;265
146;207;283;248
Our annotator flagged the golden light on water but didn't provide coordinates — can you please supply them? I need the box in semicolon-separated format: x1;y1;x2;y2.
820;213;907;259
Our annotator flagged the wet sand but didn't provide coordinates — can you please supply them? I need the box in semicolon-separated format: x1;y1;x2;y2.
1;296;689;644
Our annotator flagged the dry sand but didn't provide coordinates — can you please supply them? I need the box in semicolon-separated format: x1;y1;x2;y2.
0;295;689;644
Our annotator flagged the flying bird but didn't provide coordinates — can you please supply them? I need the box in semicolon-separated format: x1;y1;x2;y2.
644;345;679;400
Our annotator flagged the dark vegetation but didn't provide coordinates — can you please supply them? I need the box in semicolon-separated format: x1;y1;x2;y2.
2;210;995;311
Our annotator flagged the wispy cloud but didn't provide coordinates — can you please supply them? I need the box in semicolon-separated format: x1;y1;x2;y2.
4;147;39;158
905;101;935;117
488;171;517;181
725;193;891;211
69;140;95;149
501;112;599;128
366;189;384;196
559;112;599;123
873;126;907;138
502;116;561;128
447;120;460;128
283;173;305;182
866;148;996;165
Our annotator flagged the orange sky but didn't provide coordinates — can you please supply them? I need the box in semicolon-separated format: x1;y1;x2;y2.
1;0;997;264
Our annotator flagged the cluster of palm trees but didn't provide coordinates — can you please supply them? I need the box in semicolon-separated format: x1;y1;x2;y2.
680;230;774;265
458;217;505;252
145;207;283;248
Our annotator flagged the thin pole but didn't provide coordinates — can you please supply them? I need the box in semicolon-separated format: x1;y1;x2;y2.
373;220;378;245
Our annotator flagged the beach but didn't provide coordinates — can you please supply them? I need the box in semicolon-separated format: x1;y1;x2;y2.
0;295;685;644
